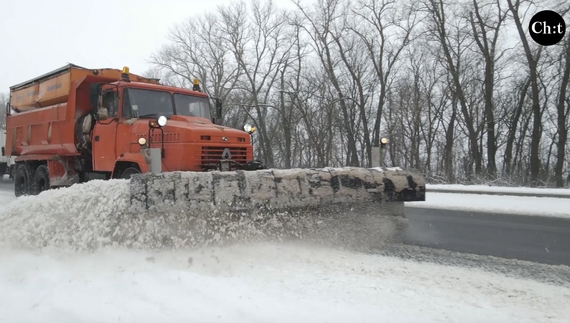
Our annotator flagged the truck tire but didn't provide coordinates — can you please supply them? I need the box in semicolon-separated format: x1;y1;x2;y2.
121;167;140;179
14;163;32;197
31;165;50;195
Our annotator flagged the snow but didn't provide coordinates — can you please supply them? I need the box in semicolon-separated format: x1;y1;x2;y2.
1;243;569;323
426;184;570;198
0;178;406;252
406;192;570;218
0;179;569;322
0;179;131;251
427;184;570;197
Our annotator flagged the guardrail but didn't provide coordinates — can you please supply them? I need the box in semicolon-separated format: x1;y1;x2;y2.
426;185;570;199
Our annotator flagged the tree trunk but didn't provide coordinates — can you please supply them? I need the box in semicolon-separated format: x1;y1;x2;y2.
507;0;543;186
555;34;570;187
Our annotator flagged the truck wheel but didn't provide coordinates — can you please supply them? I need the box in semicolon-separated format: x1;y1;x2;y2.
121;167;140;179
14;163;31;197
31;165;50;195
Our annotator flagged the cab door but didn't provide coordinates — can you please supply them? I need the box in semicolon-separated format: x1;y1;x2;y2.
92;89;119;172
115;87;138;159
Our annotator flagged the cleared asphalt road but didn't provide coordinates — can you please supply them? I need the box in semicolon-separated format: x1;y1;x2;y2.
403;207;570;266
1;178;568;266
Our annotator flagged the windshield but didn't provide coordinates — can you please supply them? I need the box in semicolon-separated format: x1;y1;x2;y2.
174;94;211;119
125;88;173;118
123;88;210;119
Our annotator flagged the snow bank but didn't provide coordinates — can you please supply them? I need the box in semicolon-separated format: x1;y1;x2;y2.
406;192;570;218
0;242;568;323
0;178;406;252
0;180;131;251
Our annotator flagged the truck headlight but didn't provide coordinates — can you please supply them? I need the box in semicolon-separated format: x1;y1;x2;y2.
157;115;167;127
138;137;147;146
243;124;255;134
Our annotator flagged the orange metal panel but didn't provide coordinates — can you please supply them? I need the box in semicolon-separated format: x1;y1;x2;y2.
36;72;71;108
11;69;71;111
10;84;39;109
91;121;119;171
47;158;78;186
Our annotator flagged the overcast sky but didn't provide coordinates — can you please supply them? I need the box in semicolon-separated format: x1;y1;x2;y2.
0;0;295;92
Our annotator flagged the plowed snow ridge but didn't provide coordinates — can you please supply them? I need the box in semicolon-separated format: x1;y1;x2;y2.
0;178;406;251
0;180;131;250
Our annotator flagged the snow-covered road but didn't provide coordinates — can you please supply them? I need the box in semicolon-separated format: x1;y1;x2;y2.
405;192;570;218
0;179;569;322
1;242;569;323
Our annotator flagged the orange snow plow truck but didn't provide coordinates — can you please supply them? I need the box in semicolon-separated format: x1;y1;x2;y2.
4;64;425;247
5;64;265;196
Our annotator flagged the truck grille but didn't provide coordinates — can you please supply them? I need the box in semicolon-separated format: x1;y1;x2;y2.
201;146;248;165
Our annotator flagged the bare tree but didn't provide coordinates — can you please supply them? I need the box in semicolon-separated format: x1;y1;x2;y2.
293;0;363;166
501;75;530;179
149;10;243;119
219;0;292;167
467;0;508;178
350;0;418;161
506;0;545;186
554;31;570;187
423;0;484;178
144;0;569;187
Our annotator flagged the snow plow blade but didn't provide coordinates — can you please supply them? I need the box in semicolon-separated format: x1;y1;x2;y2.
123;167;425;250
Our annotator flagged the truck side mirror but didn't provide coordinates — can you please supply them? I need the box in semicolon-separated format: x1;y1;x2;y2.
216;99;222;118
215;99;222;125
210;98;223;125
97;107;109;120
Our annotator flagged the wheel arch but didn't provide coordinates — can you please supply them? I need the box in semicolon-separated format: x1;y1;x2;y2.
112;153;148;178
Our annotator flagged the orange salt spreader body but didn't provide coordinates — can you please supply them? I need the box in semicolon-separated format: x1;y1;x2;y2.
5;64;265;196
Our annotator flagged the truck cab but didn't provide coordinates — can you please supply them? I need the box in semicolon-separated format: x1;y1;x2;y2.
86;72;262;180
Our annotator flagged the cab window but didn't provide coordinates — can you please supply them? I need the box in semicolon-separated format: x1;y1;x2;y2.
123;88;174;118
173;94;211;119
102;90;118;118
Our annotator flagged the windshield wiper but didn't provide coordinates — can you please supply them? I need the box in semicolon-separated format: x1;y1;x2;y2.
138;113;158;118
